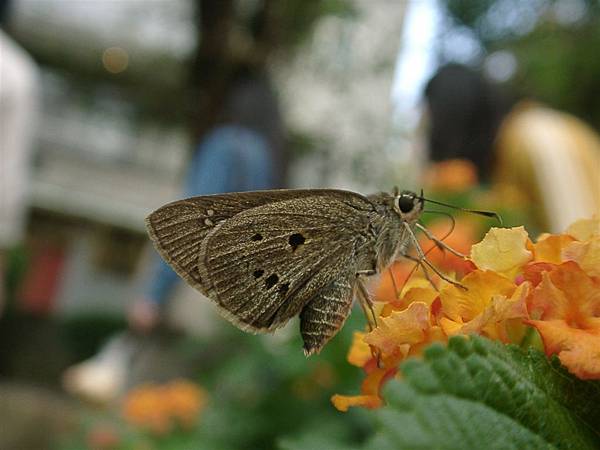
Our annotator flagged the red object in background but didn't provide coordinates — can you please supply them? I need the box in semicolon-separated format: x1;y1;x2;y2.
19;242;67;315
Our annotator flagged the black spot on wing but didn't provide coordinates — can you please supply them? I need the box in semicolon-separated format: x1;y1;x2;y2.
279;283;290;295
288;233;306;252
265;274;279;289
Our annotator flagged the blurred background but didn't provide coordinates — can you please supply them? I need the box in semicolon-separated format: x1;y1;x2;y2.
0;0;598;449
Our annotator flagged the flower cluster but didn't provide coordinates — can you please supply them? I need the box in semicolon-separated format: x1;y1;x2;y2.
122;379;207;434
332;217;599;412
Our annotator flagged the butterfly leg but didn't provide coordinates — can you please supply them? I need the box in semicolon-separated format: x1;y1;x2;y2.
300;279;354;356
356;269;376;277
355;264;379;325
415;222;466;258
402;222;467;290
402;254;439;291
387;267;401;300
355;268;381;330
355;279;378;331
355;279;383;367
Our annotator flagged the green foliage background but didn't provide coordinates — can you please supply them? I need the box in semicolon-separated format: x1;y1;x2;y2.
60;330;600;449
440;0;600;129
281;336;600;450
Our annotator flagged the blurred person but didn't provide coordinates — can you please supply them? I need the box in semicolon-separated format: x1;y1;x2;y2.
424;63;600;233
0;0;39;314
129;65;286;333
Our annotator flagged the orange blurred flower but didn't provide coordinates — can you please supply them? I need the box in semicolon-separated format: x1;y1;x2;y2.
374;261;413;304
423;159;478;192
163;379;208;428
122;379;207;435
332;217;600;411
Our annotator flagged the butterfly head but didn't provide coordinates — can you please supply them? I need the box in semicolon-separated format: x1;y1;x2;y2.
392;189;424;223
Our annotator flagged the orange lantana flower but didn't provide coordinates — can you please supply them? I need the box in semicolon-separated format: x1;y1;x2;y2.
526;262;600;379
333;217;600;411
365;302;443;356
332;332;399;412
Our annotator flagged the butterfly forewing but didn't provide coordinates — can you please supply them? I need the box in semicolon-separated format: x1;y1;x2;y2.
145;189;361;295
197;194;375;334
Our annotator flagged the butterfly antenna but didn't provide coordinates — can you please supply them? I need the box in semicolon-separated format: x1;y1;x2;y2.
420;196;503;225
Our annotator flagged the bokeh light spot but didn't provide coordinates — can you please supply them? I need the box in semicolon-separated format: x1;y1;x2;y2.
102;47;129;74
484;50;517;83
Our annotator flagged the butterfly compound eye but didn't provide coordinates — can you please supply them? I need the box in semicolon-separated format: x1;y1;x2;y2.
398;194;415;213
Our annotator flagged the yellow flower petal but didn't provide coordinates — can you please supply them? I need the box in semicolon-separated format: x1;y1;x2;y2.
566;217;600;241
364;302;430;355
440;270;515;323
347;332;372;368
470;226;533;278
439;316;464;337
562;237;600;278
402;286;439;308
331;394;382;412
533;234;575;264
407;325;447;357
460;282;530;342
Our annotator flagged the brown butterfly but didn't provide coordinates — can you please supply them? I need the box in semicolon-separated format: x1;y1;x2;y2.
145;188;498;355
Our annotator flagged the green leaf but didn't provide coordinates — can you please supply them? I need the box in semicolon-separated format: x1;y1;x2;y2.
365;336;600;450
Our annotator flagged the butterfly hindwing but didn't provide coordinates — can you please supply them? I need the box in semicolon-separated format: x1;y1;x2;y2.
197;193;375;333
300;277;356;355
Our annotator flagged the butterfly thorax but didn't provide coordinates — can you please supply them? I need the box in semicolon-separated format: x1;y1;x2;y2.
367;191;423;272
